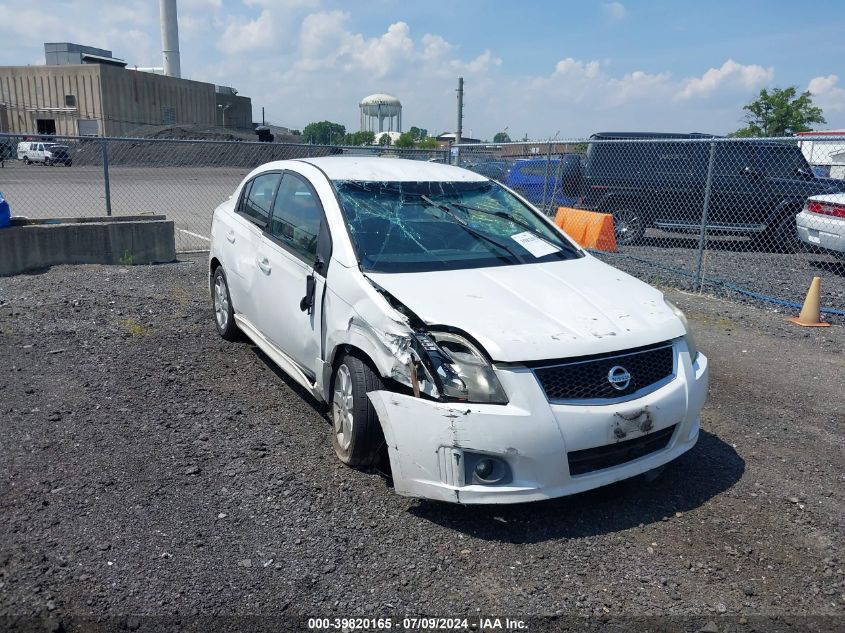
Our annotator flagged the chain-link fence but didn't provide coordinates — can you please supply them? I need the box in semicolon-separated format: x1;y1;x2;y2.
2;131;843;314
455;135;845;315
0;133;447;252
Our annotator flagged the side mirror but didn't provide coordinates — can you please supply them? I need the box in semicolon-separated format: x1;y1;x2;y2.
795;167;815;180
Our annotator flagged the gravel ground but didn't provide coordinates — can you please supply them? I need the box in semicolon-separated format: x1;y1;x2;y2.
1;256;843;632
593;229;845;316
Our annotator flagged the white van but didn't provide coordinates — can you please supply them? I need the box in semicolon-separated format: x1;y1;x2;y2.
17;142;72;166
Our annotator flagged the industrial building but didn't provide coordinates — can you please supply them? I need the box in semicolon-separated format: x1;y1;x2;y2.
0;43;252;136
0;2;252;136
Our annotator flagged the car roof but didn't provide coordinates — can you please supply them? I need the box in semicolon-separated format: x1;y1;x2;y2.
590;132;718;140
296;156;488;182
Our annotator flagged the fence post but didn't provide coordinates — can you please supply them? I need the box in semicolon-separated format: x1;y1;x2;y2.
101;138;112;217
542;141;552;211
694;141;717;292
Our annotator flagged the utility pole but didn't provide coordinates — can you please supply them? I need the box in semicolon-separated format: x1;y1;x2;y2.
456;77;464;145
262;106;265;126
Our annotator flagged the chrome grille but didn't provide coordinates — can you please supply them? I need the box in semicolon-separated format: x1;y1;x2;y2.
531;342;675;402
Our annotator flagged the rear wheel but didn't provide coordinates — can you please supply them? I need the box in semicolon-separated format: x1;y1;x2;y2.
756;212;801;253
612;206;646;245
212;267;239;341
24;158;30;165
330;354;385;467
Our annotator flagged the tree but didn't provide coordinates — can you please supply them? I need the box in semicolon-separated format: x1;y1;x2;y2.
395;132;416;148
409;126;428;141
302;120;346;145
417;136;438;149
377;133;392;146
493;131;511;143
732;87;826;137
343;130;375;146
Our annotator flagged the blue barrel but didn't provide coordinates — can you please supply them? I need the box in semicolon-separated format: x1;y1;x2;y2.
0;191;10;228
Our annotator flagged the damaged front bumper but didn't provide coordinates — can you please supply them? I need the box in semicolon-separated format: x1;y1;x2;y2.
367;346;708;504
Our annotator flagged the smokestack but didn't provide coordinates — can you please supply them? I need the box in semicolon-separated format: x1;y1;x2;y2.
160;0;181;78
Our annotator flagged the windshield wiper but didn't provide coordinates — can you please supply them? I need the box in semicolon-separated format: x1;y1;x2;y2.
448;201;581;256
419;195;526;264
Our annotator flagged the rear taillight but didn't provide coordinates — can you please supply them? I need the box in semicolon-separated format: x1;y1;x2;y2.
806;200;845;218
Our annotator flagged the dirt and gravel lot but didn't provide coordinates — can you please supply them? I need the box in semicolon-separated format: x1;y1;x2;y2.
1;256;843;631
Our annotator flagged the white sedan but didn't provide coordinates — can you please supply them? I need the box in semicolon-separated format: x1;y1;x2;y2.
796;193;845;256
208;157;708;504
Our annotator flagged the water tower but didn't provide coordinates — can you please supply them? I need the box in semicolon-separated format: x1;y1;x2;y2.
360;93;402;133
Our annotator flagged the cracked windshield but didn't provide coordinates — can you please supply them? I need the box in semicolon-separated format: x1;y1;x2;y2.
334;180;582;273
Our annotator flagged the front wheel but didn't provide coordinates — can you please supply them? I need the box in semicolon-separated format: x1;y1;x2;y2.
612;207;646;245
330;354;385;467
23;158;31;165
212;267;239;341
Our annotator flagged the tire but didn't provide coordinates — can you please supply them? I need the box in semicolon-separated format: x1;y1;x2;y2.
211;267;240;341
24;158;30;165
330;354;385;467
612;206;646;245
756;212;801;253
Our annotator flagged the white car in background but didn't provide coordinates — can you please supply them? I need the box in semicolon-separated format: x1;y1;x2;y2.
796;193;845;256
208;157;709;504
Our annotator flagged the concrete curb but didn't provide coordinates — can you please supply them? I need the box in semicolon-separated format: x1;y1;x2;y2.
0;215;176;276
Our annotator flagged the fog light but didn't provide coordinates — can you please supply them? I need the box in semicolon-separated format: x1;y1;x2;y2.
475;459;494;480
464;453;512;486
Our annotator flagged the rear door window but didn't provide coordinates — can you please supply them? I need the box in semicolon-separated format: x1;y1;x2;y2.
715;143;756;175
239;172;281;227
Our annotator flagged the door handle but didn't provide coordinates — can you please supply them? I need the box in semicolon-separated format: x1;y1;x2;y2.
257;257;271;275
226;230;236;243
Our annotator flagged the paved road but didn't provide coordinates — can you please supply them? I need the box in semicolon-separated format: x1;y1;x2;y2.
0;163;249;251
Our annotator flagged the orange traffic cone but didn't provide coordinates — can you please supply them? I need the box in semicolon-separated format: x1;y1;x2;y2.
788;277;830;327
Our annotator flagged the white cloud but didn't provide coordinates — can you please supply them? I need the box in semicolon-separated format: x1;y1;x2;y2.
676;59;773;100
603;2;627;20
217;10;275;54
808;75;845;114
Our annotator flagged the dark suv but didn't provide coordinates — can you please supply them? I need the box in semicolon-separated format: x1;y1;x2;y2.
579;132;845;248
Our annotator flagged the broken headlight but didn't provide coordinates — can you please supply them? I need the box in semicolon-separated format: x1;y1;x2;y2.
664;298;699;363
413;331;508;404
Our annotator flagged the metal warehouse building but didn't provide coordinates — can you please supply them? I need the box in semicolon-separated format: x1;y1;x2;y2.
0;43;252;137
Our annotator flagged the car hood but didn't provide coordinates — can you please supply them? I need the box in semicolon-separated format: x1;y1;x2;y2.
366;255;686;362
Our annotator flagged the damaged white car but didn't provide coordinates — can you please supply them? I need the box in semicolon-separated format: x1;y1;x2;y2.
209;157;708;504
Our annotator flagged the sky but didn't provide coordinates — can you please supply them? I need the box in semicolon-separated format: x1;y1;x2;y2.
1;0;844;139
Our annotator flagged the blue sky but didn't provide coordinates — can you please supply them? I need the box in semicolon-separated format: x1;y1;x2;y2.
1;0;843;138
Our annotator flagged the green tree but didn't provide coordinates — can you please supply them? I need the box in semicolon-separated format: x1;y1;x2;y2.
417;136;438;149
377;133;392;146
302;120;346;145
395;132;416;148
493;131;511;143
409;126;428;141
343;130;375;145
732;87;826;137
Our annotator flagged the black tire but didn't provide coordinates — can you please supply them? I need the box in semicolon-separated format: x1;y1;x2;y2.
330;353;385;467
23;158;30;165
612;206;646;245
211;267;239;341
756;212;801;253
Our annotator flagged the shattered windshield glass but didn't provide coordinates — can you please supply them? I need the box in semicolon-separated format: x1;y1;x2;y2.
333;180;582;273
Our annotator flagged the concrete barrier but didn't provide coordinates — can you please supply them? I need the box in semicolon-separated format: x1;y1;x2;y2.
0;215;176;276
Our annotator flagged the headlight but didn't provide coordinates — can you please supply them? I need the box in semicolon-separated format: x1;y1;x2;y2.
412;331;508;404
664;298;699;363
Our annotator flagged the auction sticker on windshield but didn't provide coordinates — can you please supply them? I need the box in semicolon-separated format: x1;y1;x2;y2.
510;231;561;258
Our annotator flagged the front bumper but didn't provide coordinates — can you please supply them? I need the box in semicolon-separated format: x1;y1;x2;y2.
368;343;708;504
796;210;845;254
